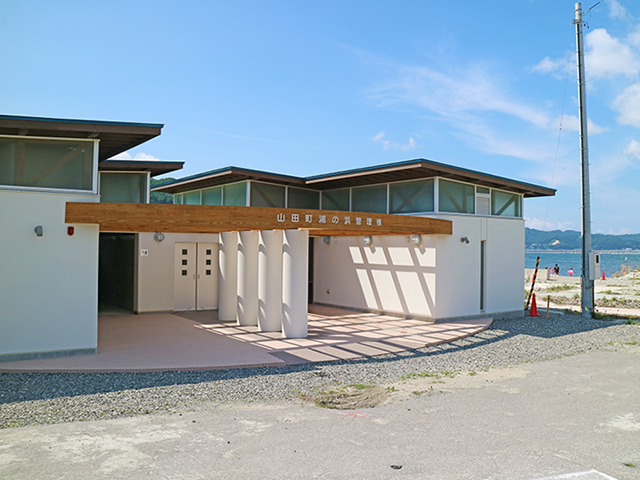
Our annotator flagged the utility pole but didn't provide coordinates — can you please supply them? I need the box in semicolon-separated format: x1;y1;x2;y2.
573;2;594;317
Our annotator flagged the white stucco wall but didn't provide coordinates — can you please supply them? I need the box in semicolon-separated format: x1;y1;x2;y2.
314;215;524;321
0;190;99;357
431;215;481;318
136;232;219;313
314;235;438;319
484;217;525;314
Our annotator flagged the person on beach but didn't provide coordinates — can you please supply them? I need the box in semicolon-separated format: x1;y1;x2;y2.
554;264;559;276
568;268;574;277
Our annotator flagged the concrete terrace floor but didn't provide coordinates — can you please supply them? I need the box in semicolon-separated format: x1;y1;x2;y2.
0;305;492;373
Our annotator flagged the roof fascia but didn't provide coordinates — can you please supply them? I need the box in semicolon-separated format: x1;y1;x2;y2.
152;167;306;193
99;160;184;177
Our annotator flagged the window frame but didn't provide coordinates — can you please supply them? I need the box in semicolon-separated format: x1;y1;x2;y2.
388;178;435;215
437;178;476;215
249;180;286;208
286;185;320;209
98;170;150;204
0;134;99;195
350;183;388;214
490;187;522;218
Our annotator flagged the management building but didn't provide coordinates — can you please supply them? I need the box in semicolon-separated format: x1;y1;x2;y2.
0;114;554;362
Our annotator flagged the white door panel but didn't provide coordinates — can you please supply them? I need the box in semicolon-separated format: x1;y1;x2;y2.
197;243;218;310
174;243;196;311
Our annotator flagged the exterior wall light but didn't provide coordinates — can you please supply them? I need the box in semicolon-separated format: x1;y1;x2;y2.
363;235;373;246
460;236;470;244
34;225;43;237
323;236;331;244
154;232;165;243
411;234;422;246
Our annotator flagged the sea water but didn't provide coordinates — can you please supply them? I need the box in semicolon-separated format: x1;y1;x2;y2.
525;251;640;277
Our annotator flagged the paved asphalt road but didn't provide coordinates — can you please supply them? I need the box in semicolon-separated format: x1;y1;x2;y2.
1;348;639;480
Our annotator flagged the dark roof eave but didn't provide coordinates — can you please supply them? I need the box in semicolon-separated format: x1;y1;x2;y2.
152;158;556;198
99;160;184;177
306;159;555;197
152;166;306;193
0;114;163;162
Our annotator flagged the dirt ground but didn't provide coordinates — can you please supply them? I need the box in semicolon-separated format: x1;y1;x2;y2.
307;340;640;410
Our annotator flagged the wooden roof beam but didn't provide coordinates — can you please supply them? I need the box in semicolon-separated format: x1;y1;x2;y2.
65;203;453;236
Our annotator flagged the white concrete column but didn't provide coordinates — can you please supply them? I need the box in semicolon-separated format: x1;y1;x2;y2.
237;230;259;326
282;229;309;338
258;230;283;332
218;231;238;321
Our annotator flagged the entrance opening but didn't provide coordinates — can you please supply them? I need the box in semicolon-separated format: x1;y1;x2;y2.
174;242;218;311
99;233;135;314
480;240;486;311
308;237;314;304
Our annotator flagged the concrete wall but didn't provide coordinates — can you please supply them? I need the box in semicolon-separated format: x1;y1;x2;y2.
136;232;219;313
314;215;524;321
0;190;99;358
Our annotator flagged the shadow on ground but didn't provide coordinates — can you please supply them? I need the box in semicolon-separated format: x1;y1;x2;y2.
0;310;626;405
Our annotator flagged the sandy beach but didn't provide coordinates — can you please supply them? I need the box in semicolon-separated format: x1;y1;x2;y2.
525;268;640;316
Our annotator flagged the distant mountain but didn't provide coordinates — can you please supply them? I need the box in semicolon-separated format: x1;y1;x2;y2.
526;228;640;251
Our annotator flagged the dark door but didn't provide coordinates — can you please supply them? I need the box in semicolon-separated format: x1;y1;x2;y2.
308;237;314;304
99;233;135;313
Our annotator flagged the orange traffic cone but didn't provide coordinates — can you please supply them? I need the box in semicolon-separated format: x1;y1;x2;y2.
602;271;605;280
529;294;539;317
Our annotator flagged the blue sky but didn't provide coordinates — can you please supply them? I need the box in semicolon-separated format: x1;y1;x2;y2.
3;0;640;233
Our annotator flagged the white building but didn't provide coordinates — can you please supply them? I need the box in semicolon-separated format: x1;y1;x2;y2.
0;114;555;363
153;163;554;324
0;115;182;361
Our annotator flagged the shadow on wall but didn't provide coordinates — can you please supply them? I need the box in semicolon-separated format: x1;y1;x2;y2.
316;236;436;319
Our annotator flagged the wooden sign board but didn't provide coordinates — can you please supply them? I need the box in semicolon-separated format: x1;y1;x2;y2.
65;203;452;236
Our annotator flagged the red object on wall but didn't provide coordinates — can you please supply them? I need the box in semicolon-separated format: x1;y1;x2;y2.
67;226;74;236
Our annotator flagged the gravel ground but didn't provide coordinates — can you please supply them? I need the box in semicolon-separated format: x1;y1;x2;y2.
547;295;640;309
1;311;638;429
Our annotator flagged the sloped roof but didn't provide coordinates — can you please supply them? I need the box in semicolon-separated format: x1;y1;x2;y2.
153;158;556;198
0;114;164;163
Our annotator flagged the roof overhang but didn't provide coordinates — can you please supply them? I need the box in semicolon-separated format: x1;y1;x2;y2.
0;114;163;162
65;203;453;236
152;159;556;198
99;160;184;177
152;167;306;194
305;159;556;198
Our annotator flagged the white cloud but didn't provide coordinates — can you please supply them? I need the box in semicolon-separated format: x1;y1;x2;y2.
608;0;628;20
525;217;573;231
369;63;550;130
132;152;159;160
630;26;640;48
531;55;572;79
108;152;159;160
372;132;417;151
585;28;640;79
613;82;640;127
457;127;554;163
534;28;640;81
591;152;635;186
548;114;608;134
605;227;633;235
623;139;640;159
